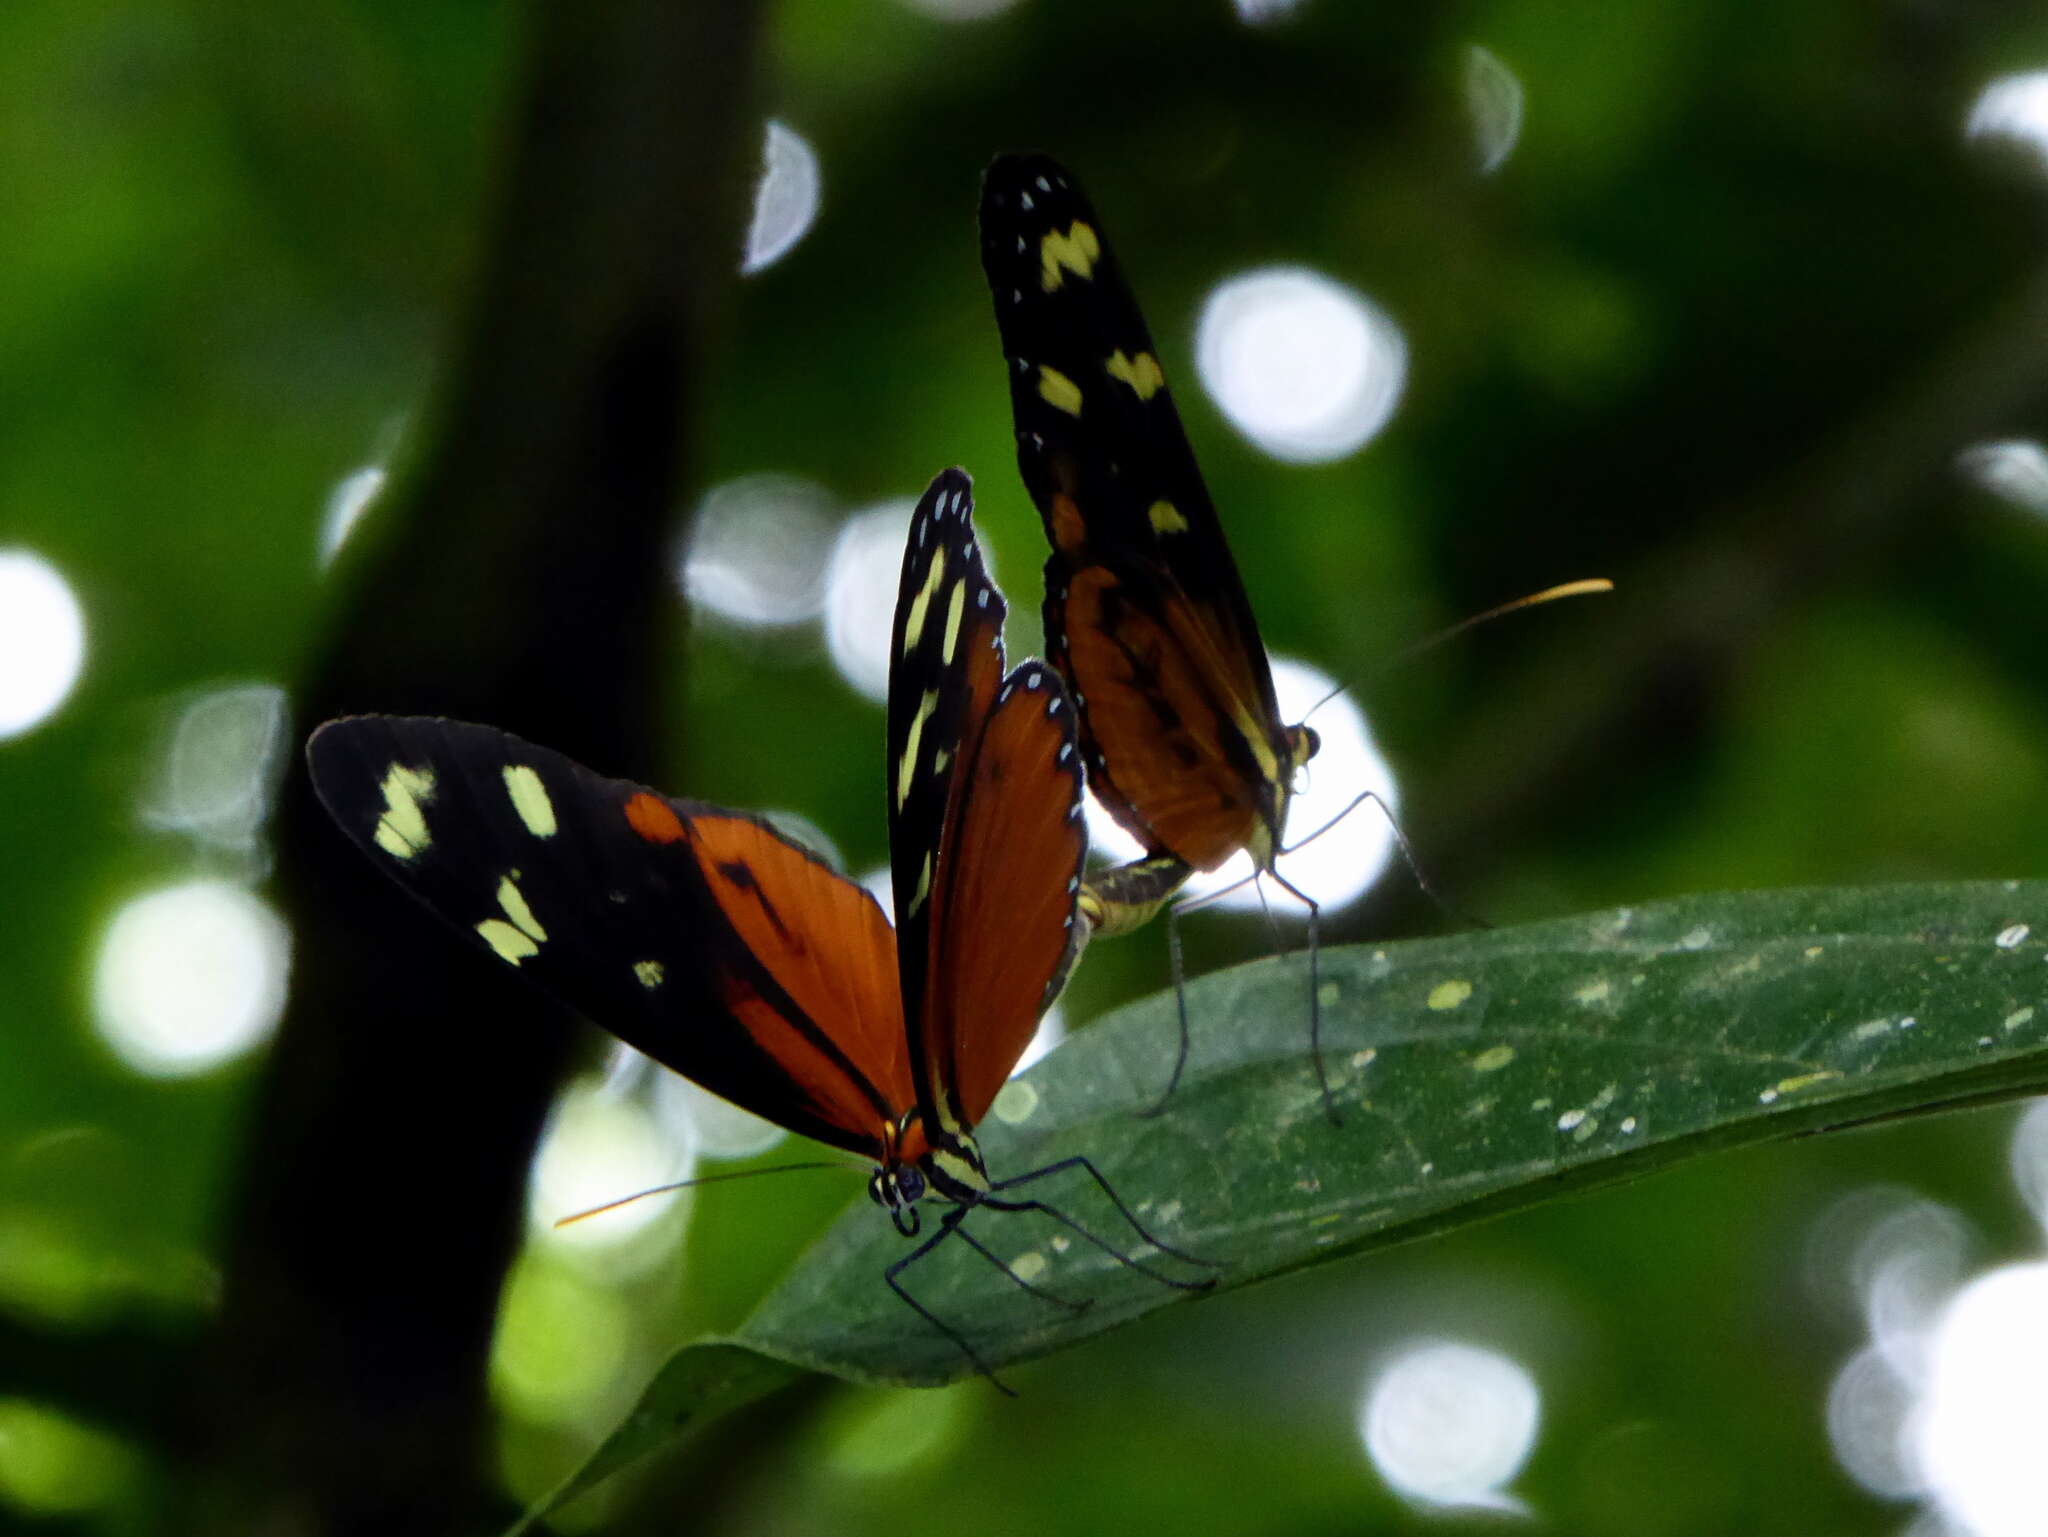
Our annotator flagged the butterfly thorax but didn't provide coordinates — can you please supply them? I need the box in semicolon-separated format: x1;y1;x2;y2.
867;1113;993;1234
920;1119;992;1205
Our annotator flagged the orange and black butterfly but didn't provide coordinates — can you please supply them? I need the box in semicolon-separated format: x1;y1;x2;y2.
306;467;1206;1381
978;153;1333;1118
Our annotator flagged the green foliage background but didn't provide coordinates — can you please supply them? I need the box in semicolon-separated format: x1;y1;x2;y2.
5;0;2048;1532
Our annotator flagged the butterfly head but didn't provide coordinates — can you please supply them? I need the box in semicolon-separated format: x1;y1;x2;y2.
1289;723;1321;781
869;1162;928;1236
1252;722;1324;869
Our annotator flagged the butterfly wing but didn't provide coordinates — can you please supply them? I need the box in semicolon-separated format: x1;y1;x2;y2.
924;659;1087;1130
887;470;1086;1136
979;152;1293;872
886;469;1009;1045
306;715;911;1160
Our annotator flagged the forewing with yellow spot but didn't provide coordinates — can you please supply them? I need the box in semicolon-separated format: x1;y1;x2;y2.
307;715;911;1160
978;153;1295;872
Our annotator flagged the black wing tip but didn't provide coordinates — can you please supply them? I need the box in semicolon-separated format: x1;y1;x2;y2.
980;153;1083;217
918;466;974;516
999;659;1069;706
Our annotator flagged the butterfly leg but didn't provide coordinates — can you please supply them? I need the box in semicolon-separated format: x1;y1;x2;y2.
1284;788;1487;931
1079;853;1195;1117
884;1206;1015;1395
949;1220;1092;1314
989;1154;1218;1275
1263;867;1336;1126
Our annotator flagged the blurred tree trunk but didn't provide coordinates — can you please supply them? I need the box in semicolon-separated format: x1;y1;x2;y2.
190;2;764;1532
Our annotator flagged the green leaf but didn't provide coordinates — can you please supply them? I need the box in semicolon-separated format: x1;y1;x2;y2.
525;880;2048;1523
507;1343;805;1535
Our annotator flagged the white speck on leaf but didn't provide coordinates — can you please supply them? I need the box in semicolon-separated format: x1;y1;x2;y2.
1996;923;2030;949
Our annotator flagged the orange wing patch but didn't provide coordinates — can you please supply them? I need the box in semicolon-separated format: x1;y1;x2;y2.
684;815;913;1144
921;671;1084;1129
1058;567;1276;871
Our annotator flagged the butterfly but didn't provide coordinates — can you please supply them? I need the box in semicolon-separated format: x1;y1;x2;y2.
305;467;1207;1383
978;153;1336;1119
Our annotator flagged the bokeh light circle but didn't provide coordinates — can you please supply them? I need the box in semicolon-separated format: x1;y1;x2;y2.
1465;45;1525;174
529;1078;694;1259
318;465;387;566
824;498;919;702
1196;267;1406;463
140;682;289;858
91;880;291;1076
683;474;837;628
1360;1339;1541;1510
742;121;822;275
1958;439;2048;518
1966;72;2048;176
0;550;87;740
1827;1344;1922;1500
1915;1261;2048;1537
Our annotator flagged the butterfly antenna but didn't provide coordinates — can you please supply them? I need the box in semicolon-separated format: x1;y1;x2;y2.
1302;578;1614;724
552;1160;865;1227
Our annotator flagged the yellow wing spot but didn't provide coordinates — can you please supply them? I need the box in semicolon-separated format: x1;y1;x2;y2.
897;689;940;809
1039;220;1101;291
900;555;947;655
502;764;557;839
1148;500;1189;535
1037;365;1083;417
372;763;437;860
633;959;665;990
476;919;539;965
478;875;548;965
1106;349;1165;399
941;576;967;661
1427;979;1473;1011
908;852;932;915
496;876;547;943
